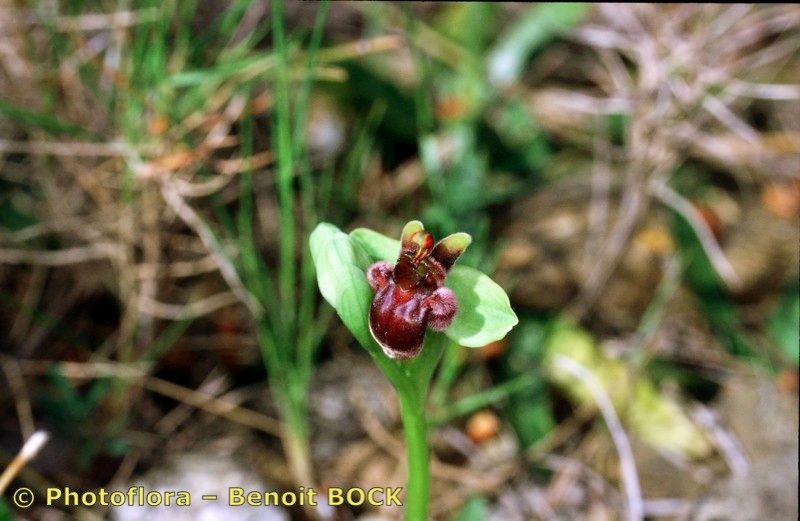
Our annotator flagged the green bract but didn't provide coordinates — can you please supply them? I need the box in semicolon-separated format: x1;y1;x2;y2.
309;223;374;350
310;223;518;354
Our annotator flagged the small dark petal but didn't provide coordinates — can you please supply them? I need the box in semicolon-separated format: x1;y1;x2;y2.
400;220;425;256
393;257;421;290
421;257;447;288
431;232;472;272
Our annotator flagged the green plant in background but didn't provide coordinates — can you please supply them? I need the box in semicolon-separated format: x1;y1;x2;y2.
450;495;489;521
37;371;127;467
180;0;336;489
498;316;555;449
310;221;517;520
45;0;337;487
101;0;336;488
540;319;712;459
767;285;800;367
391;2;591;417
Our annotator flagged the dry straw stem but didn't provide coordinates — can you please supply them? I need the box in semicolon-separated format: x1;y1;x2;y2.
0;431;49;495
22;8;159;32
690;404;749;477
15;360;282;437
159;182;264;319
142;377;282;437
0;243;123;266
554;355;643;521
137;291;240;320
0;356;35;440
649;180;741;291
0;139;128;157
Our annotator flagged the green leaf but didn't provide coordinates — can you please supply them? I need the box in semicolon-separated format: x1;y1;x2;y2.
767;286;800;367
350;227;518;347
487;3;590;87
0;498;11;521
0;99;93;137
0;198;38;232
450;496;489;521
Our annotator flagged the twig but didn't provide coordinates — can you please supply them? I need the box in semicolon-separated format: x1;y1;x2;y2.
554;355;643;521
0;357;36;439
137;186;162;349
571;25;636;52
569;172;651;318
137;291;240;320
214;150;274;176
143;376;282;437
28;8;160;31
701;95;760;144
691;404;749;476
153;373;230;436
585;132;612;276
174;175;234;198
0;243;122;266
13;359;283;438
0;139;127;157
159;182;264;318
0;431;49;495
642;498;691;518
135;255;219;280
0;212;120;244
545;452;620;511
649;180;741;290
19;285;81;357
706;4;753;41
8;267;47;343
526;404;597;461
17;360;149;380
725;80;800;100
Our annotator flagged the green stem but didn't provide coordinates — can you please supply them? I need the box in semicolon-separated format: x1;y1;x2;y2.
390;335;446;521
397;387;429;521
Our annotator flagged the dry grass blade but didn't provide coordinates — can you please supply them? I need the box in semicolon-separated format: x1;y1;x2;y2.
0;139;128;156
0;243;123;266
554;355;643;521
142;377;282;438
137;291;240;320
0;356;35;439
650;180;742;291
159;182;263;319
0;431;49;495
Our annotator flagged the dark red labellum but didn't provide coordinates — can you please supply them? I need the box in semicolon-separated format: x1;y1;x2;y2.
367;221;471;360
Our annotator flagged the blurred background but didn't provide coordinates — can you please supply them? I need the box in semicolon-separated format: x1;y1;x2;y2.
0;2;798;520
